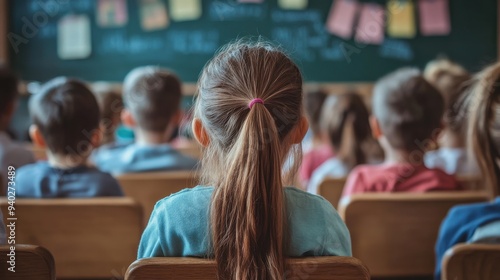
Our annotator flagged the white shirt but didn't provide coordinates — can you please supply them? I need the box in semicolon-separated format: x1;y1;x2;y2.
307;158;350;195
424;147;480;176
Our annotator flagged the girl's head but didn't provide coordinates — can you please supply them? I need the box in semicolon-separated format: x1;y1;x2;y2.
192;41;307;279
424;58;471;143
304;89;328;137
468;62;500;197
321;92;378;167
91;83;124;145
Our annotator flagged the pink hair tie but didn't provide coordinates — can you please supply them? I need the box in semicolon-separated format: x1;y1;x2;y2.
248;98;265;109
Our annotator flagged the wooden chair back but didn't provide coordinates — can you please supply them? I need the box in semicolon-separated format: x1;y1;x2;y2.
442;243;500;280
116;171;198;223
0;244;55;280
0;198;142;279
338;192;489;277
317;177;347;208
457;176;483;191
125;257;371;280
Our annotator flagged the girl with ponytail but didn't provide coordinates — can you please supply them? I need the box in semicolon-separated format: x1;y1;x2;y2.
434;62;500;280
138;41;352;279
307;92;383;194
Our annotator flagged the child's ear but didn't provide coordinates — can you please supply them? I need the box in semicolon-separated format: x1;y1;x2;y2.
370;116;382;139
192;118;210;147
290;116;309;144
29;125;46;148
121;109;136;128
172;110;183;126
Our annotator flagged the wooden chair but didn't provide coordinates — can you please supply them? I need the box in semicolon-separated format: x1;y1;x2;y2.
457;176;483;191
0;244;55;280
317;177;347;208
338;192;490;278
442;243;500;280
116;171;198;224
0;198;142;279
125;257;371;280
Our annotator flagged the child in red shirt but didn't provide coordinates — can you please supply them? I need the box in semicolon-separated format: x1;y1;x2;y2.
342;68;461;198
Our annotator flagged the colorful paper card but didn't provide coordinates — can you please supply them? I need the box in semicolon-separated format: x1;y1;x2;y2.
326;0;359;39
139;0;169;31
58;15;92;60
419;0;451;36
355;3;384;45
97;0;128;27
387;0;416;38
278;0;308;10
169;0;202;21
379;38;413;61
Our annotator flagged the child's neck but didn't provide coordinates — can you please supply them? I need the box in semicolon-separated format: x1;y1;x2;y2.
382;146;424;166
47;152;89;169
438;129;464;149
135;129;171;146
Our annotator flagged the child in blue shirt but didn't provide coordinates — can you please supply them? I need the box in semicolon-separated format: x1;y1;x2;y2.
15;78;123;198
92;67;197;174
138;41;352;279
0;67;34;194
435;62;500;279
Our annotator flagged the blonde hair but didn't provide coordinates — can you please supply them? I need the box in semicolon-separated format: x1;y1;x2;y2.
468;62;500;197
194;41;303;280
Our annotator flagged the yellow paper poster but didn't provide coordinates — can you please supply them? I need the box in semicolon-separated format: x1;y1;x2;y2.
278;0;308;10
169;0;202;21
139;0;169;31
387;0;416;38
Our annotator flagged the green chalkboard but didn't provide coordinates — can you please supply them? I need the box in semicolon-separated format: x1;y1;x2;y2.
8;0;498;82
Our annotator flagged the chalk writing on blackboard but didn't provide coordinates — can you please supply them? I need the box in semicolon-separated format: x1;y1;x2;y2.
29;0;94;14
209;1;267;20
97;31;164;55
379;39;413;61
320;40;345;61
166;30;220;54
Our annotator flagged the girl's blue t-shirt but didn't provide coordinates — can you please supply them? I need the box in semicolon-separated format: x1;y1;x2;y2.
138;186;352;259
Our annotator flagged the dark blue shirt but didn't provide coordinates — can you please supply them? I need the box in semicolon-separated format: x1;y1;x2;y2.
15;161;123;198
92;142;198;174
435;197;500;279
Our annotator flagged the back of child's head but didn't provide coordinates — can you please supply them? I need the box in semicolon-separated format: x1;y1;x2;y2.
29;77;100;156
92;83;124;145
467;62;500;196
424;58;471;136
373;68;444;152
123;66;181;133
304;89;327;136
321;91;374;167
0;67;19;120
195;41;303;280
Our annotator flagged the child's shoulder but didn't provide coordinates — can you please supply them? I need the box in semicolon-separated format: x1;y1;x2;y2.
155;186;213;209
17;161;50;174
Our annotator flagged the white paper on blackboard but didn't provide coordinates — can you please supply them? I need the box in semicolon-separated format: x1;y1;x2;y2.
57;14;92;60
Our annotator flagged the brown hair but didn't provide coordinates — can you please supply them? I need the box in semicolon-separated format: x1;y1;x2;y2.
29;77;100;156
92;83;124;145
373;68;444;151
123;66;182;133
424;59;471;135
321;92;378;168
468;62;500;197
195;41;303;280
304;89;328;136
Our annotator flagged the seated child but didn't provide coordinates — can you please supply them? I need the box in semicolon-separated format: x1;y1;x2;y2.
138;41;351;279
0;67;34;193
342;68;461;198
91;82;124;146
308;92;382;194
423;58;479;176
15;78;123;198
92;66;198;173
299;89;334;187
435;62;500;280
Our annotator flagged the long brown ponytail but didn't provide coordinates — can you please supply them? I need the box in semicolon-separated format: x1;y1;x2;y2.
468;62;500;198
194;41;303;279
